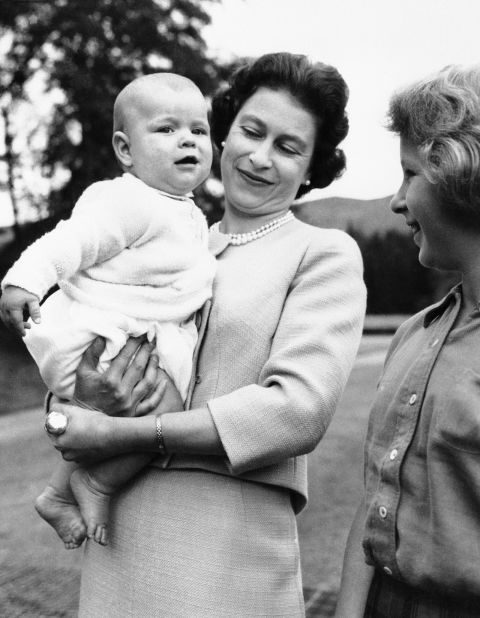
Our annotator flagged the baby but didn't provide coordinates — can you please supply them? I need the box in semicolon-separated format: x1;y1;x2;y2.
0;73;216;548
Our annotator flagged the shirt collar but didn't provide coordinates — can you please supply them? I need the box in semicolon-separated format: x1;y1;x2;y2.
208;225;230;256
423;283;462;327
122;172;193;202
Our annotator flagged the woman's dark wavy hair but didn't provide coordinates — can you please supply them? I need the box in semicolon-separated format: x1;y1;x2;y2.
211;52;349;199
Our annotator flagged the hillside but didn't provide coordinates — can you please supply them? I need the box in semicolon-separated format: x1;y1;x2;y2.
292;195;407;236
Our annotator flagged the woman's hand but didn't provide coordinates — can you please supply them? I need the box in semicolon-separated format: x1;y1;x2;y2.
46;402;117;463
73;336;167;417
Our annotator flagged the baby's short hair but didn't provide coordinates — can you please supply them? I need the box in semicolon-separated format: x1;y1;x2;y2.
113;73;202;134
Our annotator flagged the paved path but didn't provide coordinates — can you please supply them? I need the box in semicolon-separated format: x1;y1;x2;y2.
0;405;44;441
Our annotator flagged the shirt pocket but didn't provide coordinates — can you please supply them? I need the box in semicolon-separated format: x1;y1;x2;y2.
434;367;480;453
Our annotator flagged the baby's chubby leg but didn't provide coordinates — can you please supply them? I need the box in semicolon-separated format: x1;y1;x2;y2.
35;461;87;549
70;453;155;546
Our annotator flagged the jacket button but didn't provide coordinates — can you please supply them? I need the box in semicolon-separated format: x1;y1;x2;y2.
195;375;202;384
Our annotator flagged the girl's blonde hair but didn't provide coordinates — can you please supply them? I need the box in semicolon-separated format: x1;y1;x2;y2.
388;65;480;220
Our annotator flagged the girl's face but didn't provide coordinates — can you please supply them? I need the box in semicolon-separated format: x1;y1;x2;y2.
220;87;316;222
390;137;462;271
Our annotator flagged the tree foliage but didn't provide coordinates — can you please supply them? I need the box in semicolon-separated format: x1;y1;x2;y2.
348;227;459;314
0;0;226;220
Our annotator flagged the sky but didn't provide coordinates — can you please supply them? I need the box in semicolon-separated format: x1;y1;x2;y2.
2;0;480;226
204;0;480;201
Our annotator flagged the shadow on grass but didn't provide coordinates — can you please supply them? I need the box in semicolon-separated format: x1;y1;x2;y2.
0;325;47;416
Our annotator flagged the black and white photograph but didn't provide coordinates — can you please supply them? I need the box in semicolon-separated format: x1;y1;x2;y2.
1;1;480;616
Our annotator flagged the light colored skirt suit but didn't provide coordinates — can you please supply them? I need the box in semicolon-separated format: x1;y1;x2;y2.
79;220;366;617
80;469;303;617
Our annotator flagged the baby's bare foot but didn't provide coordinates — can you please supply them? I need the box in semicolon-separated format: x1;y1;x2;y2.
70;468;111;546
35;486;87;549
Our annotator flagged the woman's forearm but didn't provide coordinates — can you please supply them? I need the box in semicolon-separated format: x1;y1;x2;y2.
335;499;374;618
102;407;225;457
162;408;225;455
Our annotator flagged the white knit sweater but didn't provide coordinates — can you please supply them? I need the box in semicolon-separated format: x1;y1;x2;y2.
2;173;216;323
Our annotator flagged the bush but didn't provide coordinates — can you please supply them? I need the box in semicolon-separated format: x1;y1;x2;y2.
349;227;459;314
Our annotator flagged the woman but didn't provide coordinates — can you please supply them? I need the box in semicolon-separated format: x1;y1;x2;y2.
336;65;480;617
47;52;366;617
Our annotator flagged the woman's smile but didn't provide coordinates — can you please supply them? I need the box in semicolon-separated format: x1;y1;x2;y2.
236;167;274;187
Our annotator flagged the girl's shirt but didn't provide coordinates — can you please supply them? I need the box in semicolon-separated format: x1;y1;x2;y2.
363;285;480;597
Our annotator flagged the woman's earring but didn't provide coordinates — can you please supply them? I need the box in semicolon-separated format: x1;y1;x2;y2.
304;179;311;186
221;141;226;148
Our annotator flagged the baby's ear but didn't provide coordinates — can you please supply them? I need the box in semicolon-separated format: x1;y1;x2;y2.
112;131;132;168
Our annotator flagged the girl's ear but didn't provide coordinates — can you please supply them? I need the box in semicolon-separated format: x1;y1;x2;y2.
112;131;132;168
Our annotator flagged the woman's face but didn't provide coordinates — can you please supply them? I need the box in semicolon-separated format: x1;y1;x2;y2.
220;87;316;220
390;137;461;271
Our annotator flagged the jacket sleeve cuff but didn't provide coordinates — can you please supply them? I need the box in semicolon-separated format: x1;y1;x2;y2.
207;385;293;475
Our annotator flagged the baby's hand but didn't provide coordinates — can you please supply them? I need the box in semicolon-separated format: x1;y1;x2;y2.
0;285;41;336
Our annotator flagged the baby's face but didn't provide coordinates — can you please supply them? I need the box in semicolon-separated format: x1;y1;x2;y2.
126;87;212;195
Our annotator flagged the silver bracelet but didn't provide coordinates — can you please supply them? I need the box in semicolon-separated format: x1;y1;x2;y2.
155;414;167;455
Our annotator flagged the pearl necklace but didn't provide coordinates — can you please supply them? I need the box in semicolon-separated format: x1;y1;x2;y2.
210;211;294;245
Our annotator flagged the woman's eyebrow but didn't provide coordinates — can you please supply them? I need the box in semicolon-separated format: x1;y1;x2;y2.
239;113;309;150
238;112;264;126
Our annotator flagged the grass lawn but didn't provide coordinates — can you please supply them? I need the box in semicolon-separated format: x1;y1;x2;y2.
0;336;388;617
298;353;384;615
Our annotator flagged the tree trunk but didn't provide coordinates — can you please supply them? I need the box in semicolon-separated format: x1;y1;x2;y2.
1;105;21;242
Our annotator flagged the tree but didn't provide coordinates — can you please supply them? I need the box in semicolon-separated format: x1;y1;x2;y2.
0;0;225;222
0;100;21;237
348;227;458;314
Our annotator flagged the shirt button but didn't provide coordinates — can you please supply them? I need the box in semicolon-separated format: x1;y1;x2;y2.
389;448;398;461
431;338;439;347
383;566;393;576
409;394;417;405
379;506;388;519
